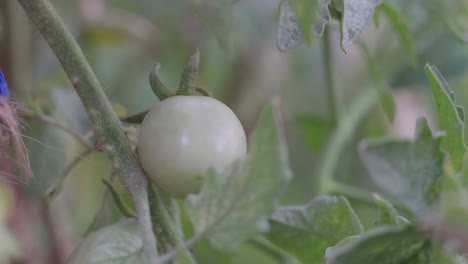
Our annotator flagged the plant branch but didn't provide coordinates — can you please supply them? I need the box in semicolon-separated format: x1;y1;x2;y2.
102;178;136;217
85;172;117;235
322;27;338;128
316;88;380;194
147;184;196;262
23;112;94;149
39;197;66;263
46;147;95;201
17;0;160;261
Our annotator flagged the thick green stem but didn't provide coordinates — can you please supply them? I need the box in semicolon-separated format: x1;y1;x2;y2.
17;0;162;262
147;184;196;262
147;184;180;252
322;27;338;127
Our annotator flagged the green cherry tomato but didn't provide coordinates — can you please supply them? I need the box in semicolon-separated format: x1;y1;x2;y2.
137;96;247;198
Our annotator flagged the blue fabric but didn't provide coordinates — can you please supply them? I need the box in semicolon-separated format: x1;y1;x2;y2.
0;71;8;97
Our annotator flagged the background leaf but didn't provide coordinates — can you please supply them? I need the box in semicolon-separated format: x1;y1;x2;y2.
68;218;143;264
341;0;381;49
277;0;331;52
288;0;318;46
277;0;306;51
313;0;332;37
377;3;417;67
325;226;428;264
360;119;444;213
185;100;293;251
295;115;331;152
372;193;409;226
425;64;466;173
317;87;380;192
266;195;363;263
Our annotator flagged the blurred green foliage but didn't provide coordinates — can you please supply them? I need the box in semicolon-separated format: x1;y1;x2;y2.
1;0;467;262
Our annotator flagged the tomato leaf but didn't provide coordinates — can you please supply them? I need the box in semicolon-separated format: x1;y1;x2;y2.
277;0;331;52
266;195;363;263
425;64;466;173
340;0;381;51
288;0;317;46
68;218;144;263
277;0;306;51
185;99;293;251
295;115;331;152
326;225;466;264
360;118;444;213
325;226;429;264
372;193;409;226
314;0;333;37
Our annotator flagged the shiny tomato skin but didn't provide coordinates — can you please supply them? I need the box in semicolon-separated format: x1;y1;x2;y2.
138;96;247;198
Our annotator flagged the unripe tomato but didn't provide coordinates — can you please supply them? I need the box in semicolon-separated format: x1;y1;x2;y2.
138;96;247;198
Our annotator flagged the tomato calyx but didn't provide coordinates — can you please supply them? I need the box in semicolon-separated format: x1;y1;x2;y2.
176;50;200;96
149;49;211;101
121;50;211;124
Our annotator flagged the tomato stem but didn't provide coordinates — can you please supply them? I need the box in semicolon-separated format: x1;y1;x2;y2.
322;27;338;128
147;183;196;262
16;0;162;261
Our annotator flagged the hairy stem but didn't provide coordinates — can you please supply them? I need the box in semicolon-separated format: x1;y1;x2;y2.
23;113;94;149
16;0;161;261
322;27;338;128
147;184;196;262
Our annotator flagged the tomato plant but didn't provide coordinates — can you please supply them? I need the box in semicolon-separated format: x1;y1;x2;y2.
3;0;468;263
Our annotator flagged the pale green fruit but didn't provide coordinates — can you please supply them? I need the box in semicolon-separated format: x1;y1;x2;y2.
138;96;247;198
